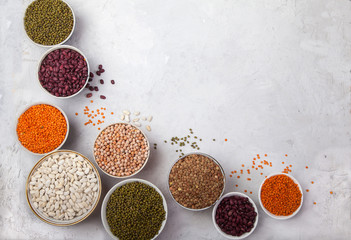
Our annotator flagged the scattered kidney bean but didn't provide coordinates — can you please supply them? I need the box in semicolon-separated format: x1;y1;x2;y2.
86;93;92;98
85;83;90;88
215;195;257;237
111;80;115;84
96;71;101;76
98;64;103;69
38;48;88;97
90;72;94;78
100;69;105;73
94;86;99;91
89;86;94;91
100;95;106;99
100;79;104;84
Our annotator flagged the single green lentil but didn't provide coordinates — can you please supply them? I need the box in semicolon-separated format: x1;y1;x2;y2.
106;182;166;240
24;0;74;46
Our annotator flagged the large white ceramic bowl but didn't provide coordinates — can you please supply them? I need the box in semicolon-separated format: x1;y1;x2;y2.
101;178;168;240
26;150;102;226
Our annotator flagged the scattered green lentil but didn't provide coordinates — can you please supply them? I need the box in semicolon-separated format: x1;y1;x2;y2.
24;0;74;45
106;182;166;240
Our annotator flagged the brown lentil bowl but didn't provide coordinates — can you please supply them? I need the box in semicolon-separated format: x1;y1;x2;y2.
93;123;150;179
168;152;225;211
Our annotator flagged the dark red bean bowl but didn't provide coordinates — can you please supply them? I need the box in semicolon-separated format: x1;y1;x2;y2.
37;45;90;98
212;192;259;239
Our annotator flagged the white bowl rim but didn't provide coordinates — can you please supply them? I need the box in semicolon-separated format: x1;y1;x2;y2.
23;0;76;47
37;45;90;99
258;172;304;220
25;149;102;226
101;178;168;240
16;102;69;155
167;152;226;211
92;122;151;179
212;192;259;239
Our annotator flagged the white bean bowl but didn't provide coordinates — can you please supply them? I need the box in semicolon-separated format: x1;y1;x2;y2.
26;150;102;226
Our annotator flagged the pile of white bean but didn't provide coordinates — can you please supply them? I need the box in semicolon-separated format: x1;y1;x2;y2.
28;152;99;221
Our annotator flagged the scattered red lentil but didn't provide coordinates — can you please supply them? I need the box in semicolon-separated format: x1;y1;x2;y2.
75;112;78;116
306;189;309;192
230;175;232;177
225;139;227;141
306;166;309;169
313;202;316;205
330;191;333;194
311;181;314;184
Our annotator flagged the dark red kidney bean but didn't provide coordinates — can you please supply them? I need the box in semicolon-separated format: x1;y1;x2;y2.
100;95;106;99
86;93;92;98
100;79;104;84
94;86;99;91
100;69;105;73
89;72;94;78
85;83;90;88
98;64;103;69
38;48;88;97
111;80;115;84
215;196;257;237
89;86;94;91
96;71;101;76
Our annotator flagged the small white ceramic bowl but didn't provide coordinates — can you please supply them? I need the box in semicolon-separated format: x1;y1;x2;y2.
16;103;69;155
167;152;226;211
101;178;168;240
258;173;303;220
26;150;102;226
212;192;259;239
93;123;150;179
24;0;76;47
37;45;90;98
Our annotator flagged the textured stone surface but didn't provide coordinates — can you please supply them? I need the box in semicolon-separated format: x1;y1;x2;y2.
0;0;350;239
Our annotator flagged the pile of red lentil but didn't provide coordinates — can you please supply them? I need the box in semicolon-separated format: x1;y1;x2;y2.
260;174;302;216
17;104;67;154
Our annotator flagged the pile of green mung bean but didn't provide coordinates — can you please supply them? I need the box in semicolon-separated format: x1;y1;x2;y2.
24;0;74;45
106;182;166;240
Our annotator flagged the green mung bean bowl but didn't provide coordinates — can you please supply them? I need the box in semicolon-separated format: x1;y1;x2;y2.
101;178;168;239
24;0;76;47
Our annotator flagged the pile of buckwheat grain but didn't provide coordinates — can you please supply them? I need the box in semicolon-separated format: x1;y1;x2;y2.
169;154;224;209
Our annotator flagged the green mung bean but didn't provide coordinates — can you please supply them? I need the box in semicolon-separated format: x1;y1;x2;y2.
24;0;74;45
106;182;166;240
